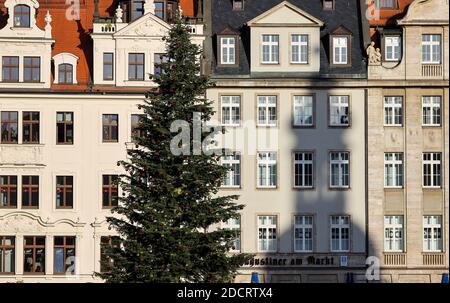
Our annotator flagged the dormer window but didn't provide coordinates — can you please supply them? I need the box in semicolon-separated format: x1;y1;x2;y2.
14;5;31;28
329;26;352;67
323;0;335;11
233;0;244;11
53;53;79;84
217;26;240;67
58;64;73;84
374;0;399;9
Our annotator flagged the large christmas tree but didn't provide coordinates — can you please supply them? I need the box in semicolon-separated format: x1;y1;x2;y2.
98;14;252;283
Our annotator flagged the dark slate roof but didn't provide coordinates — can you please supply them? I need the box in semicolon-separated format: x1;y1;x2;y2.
211;0;367;78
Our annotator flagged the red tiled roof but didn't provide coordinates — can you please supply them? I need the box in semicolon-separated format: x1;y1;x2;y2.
0;0;196;92
367;0;415;26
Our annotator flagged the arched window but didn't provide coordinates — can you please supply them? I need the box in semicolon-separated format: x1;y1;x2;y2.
14;5;30;27
58;64;73;84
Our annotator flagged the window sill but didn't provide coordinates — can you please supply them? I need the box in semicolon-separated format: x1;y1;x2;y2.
422;124;442;128
293;186;315;190
383;124;403;127
220;186;241;190
257;186;277;190
329;187;350;191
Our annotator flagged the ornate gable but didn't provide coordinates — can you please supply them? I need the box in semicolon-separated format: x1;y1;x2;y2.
398;0;449;25
114;12;170;38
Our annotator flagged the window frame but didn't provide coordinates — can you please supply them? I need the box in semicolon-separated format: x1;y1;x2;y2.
102;175;119;209
261;34;280;65
384;96;403;126
53;236;76;275
293;151;314;189
422;96;441;126
128;53;145;81
1;56;19;82
330;215;350;252
222;216;241;252
221;152;241;188
102;114;119;143
232;0;244;11
421;34;441;64
422;152;441;188
257;215;278;252
13;4;31;28
293;95;315;127
218;36;238;66
290;34;309;64
329;151;350;189
24;57;41;83
293;215;314;252
423;215;443;252
21;175;39;209
0;175;18;209
220;95;241;127
131;114;144;142
103;53;114;81
0;236;15;274
384;215;404;252
56;176;74;209
375;0;399;9
256;95;277;127
56;112;74;145
384;35;401;61
100;236;120;273
23;236;45;274
22;111;40;144
384;152;404;188
330;35;350;66
0;111;19;144
257;151;277;189
328;95;350;127
322;0;335;10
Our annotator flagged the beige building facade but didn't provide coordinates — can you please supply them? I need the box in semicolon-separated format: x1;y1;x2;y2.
367;0;449;283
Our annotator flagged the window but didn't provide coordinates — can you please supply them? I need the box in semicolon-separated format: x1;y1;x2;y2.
56;176;73;208
128;53;144;81
0;236;15;274
2;56;19;82
422;96;441;126
100;236;120;273
293;96;314;126
332;37;348;65
0;176;17;208
54;236;76;274
384;96;403;126
384;153;403;187
294;152;314;189
131;114;144;142
103;53;114;81
385;36;401;61
423;216;442;252
58;64;73;84
221;96;241;126
131;0;144;21
220;37;236;65
294;216;313;252
154;53;168;78
14;5;30;27
258;215;277;252
291;35;308;64
23;111;40;144
1;111;18;143
102;114;119;142
221;153;241;188
422;35;441;64
23;236;45;274
223;217;241;252
154;1;164;19
24;57;40;82
329;96;349;126
423;153;441;188
257;96;277;126
323;0;335;10
330;152;350;188
102;175;119;208
257;152;277;188
262;35;279;64
375;0;399;9
22;176;39;208
330;216;350;252
384;216;404;251
232;0;244;11
56;112;74;144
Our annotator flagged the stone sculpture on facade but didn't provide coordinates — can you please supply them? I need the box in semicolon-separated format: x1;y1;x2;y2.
366;41;382;65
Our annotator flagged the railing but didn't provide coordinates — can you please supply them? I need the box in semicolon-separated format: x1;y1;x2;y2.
423;253;446;266
384;253;406;266
422;64;443;77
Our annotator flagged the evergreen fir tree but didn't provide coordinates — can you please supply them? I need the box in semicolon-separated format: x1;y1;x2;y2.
97;13;252;283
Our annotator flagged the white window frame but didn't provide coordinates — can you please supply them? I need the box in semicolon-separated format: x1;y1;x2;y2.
221;95;241;126
332;36;348;65
384;215;404;252
329;152;350;188
291;34;308;64
422;34;441;64
423;215;443;252
221;153;241;188
330;215;350;252
384;96;403;126
294;215;313;252
329;96;349;126
422;152;441;188
422;96;441;126
262;34;279;64
220;37;236;65
257;152;277;188
293;152;314;189
258;215;277;252
293;95;314;126
385;36;401;61
384;152;404;188
223;216;241;252
257;96;277;126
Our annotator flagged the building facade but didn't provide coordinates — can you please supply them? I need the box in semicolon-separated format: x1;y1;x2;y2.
367;0;449;283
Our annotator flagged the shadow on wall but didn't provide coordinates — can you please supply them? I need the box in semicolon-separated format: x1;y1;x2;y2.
243;76;372;284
